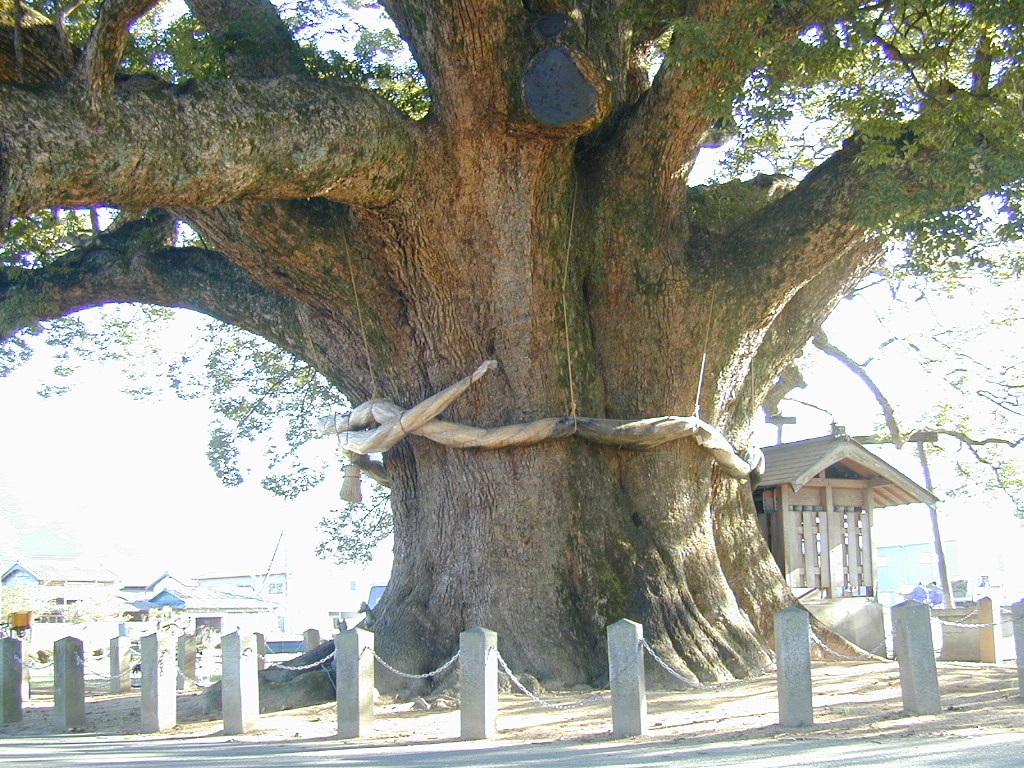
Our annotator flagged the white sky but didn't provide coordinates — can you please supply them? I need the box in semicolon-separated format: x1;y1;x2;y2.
0;320;392;590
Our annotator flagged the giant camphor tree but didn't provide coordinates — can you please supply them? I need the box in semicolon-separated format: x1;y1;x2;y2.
3;0;1024;687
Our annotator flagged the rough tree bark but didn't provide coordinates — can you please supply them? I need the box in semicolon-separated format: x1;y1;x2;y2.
0;0;970;687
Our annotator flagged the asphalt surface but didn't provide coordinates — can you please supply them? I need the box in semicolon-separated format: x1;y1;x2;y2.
1;731;1022;768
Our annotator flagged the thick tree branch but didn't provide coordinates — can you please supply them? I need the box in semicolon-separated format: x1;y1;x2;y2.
812;327;902;445
604;1;792;205
186;0;307;78
716;139;882;330
78;0;160;110
761;363;805;420
0;77;415;219
727;232;882;435
382;0;524;127
0;0;74;82
0;212;315;360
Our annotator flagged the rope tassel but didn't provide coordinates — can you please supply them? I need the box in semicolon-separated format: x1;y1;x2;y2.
340;463;362;504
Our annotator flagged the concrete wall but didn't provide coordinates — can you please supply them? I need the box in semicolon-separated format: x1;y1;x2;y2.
802;597;886;655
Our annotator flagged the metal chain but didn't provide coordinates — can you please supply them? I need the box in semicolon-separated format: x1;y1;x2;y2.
75;653;135;681
13;654;53;669
494;649;605;710
935;617;1010;628
641;639;772;691
809;632;887;660
268;650;336;672
176;665;212;689
368;648;460;680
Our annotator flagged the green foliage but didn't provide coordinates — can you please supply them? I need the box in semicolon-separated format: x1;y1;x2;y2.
169;321;346;493
0;208;95;269
296;9;429;118
315;492;392;565
705;0;1024;278
168;320;393;561
123;12;227;81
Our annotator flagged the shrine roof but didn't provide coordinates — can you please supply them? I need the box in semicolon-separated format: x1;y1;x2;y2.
756;435;937;507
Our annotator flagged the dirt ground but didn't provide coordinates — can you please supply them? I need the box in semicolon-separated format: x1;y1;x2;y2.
1;660;1021;748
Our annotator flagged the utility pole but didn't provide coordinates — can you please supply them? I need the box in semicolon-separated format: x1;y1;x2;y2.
916;439;956;609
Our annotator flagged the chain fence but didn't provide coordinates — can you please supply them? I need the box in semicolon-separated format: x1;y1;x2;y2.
934;616;1012;629
176;665;213;689
368;648;460;680
641;639;773;691
12;653;53;670
267;650;337;672
809;632;887;661
493;649;605;710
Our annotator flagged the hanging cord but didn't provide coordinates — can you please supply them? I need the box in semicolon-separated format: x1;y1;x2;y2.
693;285;717;419
342;230;380;399
561;179;580;422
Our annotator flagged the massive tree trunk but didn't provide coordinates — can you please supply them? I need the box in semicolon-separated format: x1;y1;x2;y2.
0;0;963;686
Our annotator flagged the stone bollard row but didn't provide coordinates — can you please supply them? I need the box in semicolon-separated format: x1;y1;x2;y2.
222;631;259;735
54;637;86;732
892;599;941;715
460;627;498;740
303;628;322;653
0;637;23;724
141;632;177;733
255;632;267;672
110;635;132;695
775;606;813;727
608;618;647;737
176;634;198;691
336;627;374;738
977;597;1008;665
23;605;1015;741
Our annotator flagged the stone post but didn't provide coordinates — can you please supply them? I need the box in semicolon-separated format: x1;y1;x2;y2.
0;637;22;724
110;635;132;694
1012;600;1024;700
978;597;1007;664
54;636;86;732
141;632;177;733
255;632;266;672
303;629;321;652
176;634;197;690
607;619;647;737
222;631;259;735
460;627;497;740
891;600;941;715
336;627;374;738
20;648;29;703
774;607;813;727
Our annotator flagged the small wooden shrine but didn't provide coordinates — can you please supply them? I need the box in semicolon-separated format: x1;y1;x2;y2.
754;432;936;599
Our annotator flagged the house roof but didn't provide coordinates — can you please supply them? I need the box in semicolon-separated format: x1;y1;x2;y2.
756;435;937;507
2;557;119;585
133;584;276;614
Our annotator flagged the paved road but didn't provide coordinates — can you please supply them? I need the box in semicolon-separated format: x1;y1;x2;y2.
1;732;1022;768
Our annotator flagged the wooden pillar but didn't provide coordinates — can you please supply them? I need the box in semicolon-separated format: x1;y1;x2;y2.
863;488;876;596
780;486;803;589
825;484;843;597
801;507;817;591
